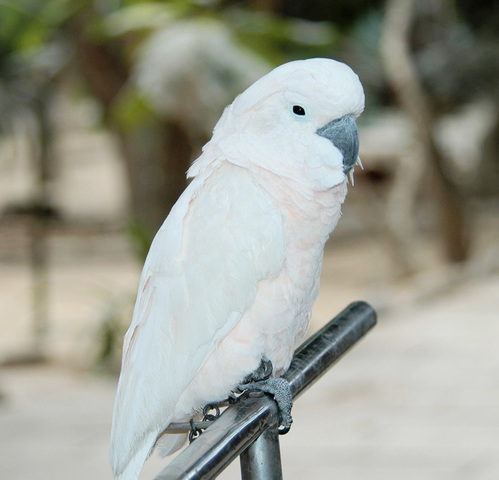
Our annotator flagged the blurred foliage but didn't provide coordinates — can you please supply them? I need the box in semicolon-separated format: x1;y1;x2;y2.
93;0;342;64
0;0;73;57
2;0;498;251
335;10;388;118
0;0;74;165
126;218;156;261
96;307;122;371
2;0;499;367
408;1;499;113
0;0;76;89
94;293;135;373
279;0;384;27
110;85;158;132
0;0;387;138
456;0;499;36
3;0;498;139
222;9;339;63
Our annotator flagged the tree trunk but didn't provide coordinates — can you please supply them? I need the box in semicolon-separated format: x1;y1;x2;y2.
66;13;191;237
116;120;192;237
472;102;499;198
381;0;470;263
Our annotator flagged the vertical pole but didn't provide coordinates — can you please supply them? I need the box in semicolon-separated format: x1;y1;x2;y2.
240;425;283;480
31;91;53;359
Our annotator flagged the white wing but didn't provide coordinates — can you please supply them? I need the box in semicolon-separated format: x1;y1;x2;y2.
110;160;284;479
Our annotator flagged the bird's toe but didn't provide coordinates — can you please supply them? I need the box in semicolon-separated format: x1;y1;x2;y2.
242;377;293;434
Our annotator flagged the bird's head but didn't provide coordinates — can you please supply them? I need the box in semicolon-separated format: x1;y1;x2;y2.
194;58;365;190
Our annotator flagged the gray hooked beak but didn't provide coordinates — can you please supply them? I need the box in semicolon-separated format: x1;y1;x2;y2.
316;114;359;174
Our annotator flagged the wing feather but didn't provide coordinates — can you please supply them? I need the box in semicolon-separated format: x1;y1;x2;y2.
110;161;284;478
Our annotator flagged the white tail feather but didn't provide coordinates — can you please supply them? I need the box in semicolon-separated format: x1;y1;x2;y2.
111;431;157;480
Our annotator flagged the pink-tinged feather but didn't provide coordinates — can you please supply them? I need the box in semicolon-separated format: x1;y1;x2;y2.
110;58;364;480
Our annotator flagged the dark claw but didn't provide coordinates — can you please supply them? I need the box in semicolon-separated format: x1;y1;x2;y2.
201;394;237;422
202;403;221;422
242;358;273;384
278;424;291;435
227;391;238;404
188;419;202;443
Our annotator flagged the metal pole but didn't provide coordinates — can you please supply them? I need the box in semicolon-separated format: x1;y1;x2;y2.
240;424;282;480
284;301;377;398
155;301;376;480
155;395;280;480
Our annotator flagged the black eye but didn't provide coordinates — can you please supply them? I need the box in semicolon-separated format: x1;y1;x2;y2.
292;105;306;116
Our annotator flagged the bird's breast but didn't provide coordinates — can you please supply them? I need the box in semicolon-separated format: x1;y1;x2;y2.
173;177;347;418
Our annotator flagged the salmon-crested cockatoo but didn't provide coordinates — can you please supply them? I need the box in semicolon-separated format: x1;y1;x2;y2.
110;58;364;480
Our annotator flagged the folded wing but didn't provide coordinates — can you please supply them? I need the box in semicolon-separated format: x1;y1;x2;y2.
110;161;285;479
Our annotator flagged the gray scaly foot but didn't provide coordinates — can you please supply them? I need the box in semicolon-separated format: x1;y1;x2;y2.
240;359;293;434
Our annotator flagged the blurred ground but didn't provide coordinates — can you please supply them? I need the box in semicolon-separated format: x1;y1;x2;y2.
1;117;499;479
1;271;498;480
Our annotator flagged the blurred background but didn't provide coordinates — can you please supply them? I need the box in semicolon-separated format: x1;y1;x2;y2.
0;0;498;479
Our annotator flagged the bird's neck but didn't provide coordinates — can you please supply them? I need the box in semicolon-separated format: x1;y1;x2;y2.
253;166;348;247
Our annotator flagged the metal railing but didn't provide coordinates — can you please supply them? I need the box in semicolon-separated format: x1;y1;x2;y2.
155;301;377;480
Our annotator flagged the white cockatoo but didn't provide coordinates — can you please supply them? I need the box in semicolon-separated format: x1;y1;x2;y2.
110;57;364;480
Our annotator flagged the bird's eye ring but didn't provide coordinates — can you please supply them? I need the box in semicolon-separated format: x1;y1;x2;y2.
292;105;306;116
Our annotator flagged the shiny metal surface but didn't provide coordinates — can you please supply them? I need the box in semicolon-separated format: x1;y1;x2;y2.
240;425;282;480
155;301;376;480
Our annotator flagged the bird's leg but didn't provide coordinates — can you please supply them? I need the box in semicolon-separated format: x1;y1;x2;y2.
239;359;293;434
184;398;237;442
201;358;273;416
196;359;293;436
